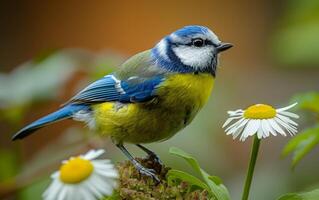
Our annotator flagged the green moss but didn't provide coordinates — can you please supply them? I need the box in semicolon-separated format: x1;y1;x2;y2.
103;158;210;200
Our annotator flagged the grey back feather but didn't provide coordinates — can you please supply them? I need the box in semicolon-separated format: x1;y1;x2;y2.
115;50;169;83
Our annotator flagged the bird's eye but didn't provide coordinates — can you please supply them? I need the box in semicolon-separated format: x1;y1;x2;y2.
192;38;204;47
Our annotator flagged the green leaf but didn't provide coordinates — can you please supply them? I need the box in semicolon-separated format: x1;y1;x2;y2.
282;125;319;167
278;188;319;200
208;176;223;185
169;147;230;200
166;169;210;191
291;92;319;113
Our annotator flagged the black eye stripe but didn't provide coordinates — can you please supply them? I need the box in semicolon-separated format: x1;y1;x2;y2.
205;40;214;45
170;39;215;47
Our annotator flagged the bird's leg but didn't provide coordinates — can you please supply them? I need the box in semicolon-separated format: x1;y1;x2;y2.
116;143;160;183
136;144;163;167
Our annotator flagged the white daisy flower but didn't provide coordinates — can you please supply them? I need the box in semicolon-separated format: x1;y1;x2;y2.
223;103;299;141
43;149;118;200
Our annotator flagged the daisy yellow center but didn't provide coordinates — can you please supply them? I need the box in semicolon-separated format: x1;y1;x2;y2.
59;157;94;184
244;104;276;119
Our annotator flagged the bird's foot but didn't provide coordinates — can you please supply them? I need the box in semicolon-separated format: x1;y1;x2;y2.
115;143;161;183
134;163;160;183
136;144;164;171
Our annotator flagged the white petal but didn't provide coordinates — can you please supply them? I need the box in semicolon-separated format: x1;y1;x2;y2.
225;118;245;132
82;150;95;159
90;174;114;196
276;102;297;112
257;126;264;139
84;180;104;199
278;111;299;119
274;117;291;130
275;117;297;135
78;186;95;200
261;119;270;137
83;149;105;160
65;186;76;200
51;171;59;179
91;162;114;169
43;180;62;200
232;124;245;139
91;159;112;164
240;120;260;141
276;114;298;126
264;120;277;136
95;168;119;178
227;109;244;116
233;123;245;139
222;116;243;128
57;186;68;200
226;123;241;135
248;120;261;137
226;119;248;135
268;119;286;136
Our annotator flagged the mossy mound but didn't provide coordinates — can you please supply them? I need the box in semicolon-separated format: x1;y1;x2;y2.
104;158;210;200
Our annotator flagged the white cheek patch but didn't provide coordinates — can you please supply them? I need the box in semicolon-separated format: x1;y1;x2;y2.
172;46;213;69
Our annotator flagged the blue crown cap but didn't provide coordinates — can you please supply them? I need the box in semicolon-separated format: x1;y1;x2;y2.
172;25;210;38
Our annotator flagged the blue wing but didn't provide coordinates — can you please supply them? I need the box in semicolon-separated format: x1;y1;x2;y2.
67;74;164;104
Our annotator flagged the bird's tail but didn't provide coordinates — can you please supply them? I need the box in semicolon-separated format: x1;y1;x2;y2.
12;104;89;140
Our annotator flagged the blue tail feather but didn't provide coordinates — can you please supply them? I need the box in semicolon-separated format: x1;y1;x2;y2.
12;104;89;140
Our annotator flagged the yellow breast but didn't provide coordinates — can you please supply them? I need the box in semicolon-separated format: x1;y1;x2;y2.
93;73;214;144
157;73;214;109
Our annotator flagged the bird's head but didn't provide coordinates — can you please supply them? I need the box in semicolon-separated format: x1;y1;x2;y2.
151;25;232;76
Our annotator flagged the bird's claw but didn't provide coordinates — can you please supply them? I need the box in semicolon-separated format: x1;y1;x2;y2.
138;166;160;183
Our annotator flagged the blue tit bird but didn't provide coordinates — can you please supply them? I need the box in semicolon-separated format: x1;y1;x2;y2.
12;25;232;182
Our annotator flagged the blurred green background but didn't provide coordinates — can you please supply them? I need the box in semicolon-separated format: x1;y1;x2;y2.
1;0;319;199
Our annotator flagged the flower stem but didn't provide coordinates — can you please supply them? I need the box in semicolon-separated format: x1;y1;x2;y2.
241;135;261;200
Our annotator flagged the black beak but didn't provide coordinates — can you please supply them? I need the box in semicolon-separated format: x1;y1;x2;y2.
217;42;233;52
